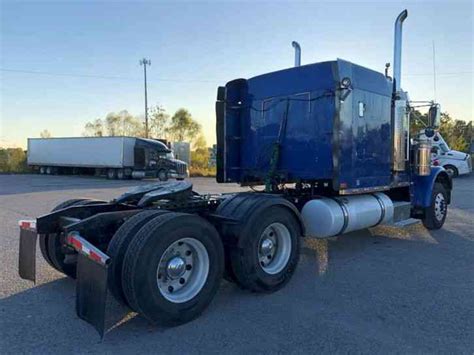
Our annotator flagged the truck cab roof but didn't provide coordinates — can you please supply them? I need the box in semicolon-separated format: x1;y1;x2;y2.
135;138;171;153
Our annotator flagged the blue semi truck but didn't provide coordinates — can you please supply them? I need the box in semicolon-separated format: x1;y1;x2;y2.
18;10;451;337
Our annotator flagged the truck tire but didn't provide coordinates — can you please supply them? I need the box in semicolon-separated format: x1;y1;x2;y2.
121;213;224;325
422;183;448;230
158;169;168;182
117;169;125;180
443;165;458;178
107;169;117;180
39;198;88;276
107;209;170;308
39;199;105;278
216;194;302;293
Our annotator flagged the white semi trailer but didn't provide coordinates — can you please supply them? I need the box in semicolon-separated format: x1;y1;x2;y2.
27;137;188;180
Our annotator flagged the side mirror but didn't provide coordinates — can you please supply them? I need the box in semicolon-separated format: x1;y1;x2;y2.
428;104;441;129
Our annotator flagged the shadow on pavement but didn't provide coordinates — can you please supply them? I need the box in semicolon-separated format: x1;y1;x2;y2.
1;226;472;353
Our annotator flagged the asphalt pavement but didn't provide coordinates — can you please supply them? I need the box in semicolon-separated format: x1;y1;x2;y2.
0;174;473;354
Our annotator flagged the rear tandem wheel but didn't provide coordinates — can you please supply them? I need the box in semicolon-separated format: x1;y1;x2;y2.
121;212;224;325
106;209;170;308
216;194;302;293
39;198;105;278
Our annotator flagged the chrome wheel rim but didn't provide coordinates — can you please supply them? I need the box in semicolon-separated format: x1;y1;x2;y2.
258;222;292;275
434;193;446;222
157;238;209;303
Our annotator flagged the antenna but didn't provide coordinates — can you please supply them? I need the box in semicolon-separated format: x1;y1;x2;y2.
432;41;437;101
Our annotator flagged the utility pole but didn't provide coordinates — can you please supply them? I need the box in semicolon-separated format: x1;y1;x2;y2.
432;41;437;102
140;58;151;138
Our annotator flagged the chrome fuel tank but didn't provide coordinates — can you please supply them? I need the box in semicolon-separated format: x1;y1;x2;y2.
301;193;394;238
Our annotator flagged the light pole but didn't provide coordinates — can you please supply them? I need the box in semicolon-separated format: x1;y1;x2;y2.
139;58;151;138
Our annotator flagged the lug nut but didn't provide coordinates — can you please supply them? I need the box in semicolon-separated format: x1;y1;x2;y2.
185;250;192;256
168;286;174;293
186;264;192;270
179;278;185;284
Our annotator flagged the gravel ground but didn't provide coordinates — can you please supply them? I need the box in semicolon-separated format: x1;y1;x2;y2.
0;174;473;354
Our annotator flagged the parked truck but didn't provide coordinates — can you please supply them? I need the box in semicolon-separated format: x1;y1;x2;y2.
27;136;188;180
427;132;472;177
18;10;452;338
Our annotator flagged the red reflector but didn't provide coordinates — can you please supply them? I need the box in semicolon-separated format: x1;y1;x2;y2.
89;251;103;264
68;235;82;251
18;220;36;231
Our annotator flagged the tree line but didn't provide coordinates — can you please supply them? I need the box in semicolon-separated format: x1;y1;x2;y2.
82;106;213;176
82;106;203;147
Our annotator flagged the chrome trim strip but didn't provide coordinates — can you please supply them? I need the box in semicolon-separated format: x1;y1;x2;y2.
339;185;391;195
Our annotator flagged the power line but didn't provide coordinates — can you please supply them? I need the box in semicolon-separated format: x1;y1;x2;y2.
404;71;472;77
0;68;222;83
1;67;471;82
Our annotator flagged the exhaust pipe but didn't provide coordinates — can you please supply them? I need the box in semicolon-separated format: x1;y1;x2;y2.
292;41;301;67
393;9;408;93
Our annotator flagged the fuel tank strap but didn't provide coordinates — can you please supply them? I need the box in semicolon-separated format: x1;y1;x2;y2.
372;193;386;226
333;198;349;235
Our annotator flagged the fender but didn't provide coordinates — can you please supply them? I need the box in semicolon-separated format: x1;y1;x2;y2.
411;166;452;208
215;193;305;248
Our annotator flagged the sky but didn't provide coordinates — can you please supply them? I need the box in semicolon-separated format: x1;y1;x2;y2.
1;0;472;148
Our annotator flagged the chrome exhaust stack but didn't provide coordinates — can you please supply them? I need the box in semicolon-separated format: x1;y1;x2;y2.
391;9;409;172
393;9;408;93
292;41;301;67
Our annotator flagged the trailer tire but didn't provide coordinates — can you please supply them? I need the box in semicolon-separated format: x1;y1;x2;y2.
107;209;169;308
422;182;448;230
216;194;302;292
122;213;224;325
39;198;88;276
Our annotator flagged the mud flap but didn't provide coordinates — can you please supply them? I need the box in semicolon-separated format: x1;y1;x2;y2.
67;233;111;339
18;220;38;282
